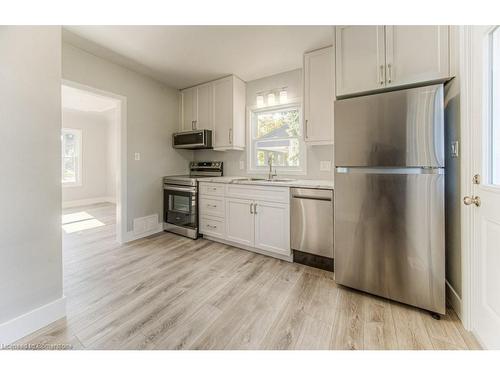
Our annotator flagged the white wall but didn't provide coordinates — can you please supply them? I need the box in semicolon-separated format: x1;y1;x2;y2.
194;69;334;180
62;108;116;203
0;26;64;341
62;42;192;232
106;108;119;199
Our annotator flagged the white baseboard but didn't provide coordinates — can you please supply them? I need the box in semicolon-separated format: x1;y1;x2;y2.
0;297;66;345
446;279;462;320
62;196;116;208
123;224;164;243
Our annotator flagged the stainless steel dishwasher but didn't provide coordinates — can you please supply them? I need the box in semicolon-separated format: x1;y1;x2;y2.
291;188;334;271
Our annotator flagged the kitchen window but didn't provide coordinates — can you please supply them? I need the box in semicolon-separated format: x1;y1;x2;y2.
61;128;82;186
248;104;305;173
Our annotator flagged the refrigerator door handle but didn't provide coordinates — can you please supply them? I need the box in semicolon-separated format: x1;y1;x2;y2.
336;167;444;175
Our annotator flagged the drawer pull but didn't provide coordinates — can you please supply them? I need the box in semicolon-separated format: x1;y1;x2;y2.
206;224;217;229
207;204;217;208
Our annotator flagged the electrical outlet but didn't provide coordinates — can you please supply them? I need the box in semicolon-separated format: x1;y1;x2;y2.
239;160;245;170
134;152;141;161
320;161;331;171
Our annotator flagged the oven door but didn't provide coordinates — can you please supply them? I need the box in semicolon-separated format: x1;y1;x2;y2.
164;185;197;229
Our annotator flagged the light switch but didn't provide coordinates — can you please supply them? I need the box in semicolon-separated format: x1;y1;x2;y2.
134;152;141;161
320;161;331;171
239;160;245;170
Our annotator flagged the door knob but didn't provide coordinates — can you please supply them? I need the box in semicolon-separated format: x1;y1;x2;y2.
463;196;481;207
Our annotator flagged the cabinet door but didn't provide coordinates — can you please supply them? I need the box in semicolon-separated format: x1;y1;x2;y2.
335;26;386;96
385;26;449;87
304;47;334;143
213;77;233;148
253;201;290;256
225;198;254;247
196;83;213;130
181;87;197;131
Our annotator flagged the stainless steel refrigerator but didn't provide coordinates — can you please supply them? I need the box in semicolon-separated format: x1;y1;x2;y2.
334;84;445;314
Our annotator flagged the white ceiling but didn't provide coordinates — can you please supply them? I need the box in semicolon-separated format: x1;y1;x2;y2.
63;26;334;89
62;85;119;112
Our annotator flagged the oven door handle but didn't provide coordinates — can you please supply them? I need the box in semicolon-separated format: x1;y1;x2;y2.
164;185;197;193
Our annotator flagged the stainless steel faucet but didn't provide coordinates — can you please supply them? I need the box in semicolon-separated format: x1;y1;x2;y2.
268;155;277;180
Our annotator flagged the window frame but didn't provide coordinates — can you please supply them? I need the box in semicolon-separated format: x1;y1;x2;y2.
246;102;306;175
61;128;83;187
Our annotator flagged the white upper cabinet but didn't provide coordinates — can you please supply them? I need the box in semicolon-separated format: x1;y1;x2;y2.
179;75;246;150
196;83;213;130
180;84;213;131
385;26;449;88
304;46;334;144
335;26;386;97
335;26;450;97
212;75;246;151
180;87;197;131
213;77;233;149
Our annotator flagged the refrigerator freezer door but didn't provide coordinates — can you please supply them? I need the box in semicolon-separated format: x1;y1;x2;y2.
334;168;445;314
334;84;444;168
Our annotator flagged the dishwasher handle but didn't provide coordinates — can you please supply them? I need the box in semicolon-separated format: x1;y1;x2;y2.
290;188;333;202
292;194;332;201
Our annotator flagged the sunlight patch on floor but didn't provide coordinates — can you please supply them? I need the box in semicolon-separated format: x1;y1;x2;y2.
62;211;94;224
62;218;105;233
62;211;105;233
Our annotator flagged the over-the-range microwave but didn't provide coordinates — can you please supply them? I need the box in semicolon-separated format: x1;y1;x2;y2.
172;129;212;150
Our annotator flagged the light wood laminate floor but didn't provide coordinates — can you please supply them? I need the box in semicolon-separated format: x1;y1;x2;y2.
16;203;481;350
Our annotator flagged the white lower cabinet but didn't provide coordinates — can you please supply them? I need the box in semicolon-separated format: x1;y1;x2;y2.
199;215;225;239
199;182;291;260
253;200;290;256
225;197;255;247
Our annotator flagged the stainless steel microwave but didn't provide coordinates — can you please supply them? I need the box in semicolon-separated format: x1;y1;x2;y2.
172;130;212;149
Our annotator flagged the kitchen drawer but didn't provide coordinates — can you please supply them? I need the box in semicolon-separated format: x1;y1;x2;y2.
225;184;289;203
199;215;225;239
199;195;225;218
199;182;225;196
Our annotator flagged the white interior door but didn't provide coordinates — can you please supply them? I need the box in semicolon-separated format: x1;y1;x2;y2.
466;25;500;349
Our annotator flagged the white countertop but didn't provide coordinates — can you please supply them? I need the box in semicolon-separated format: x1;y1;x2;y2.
197;176;334;190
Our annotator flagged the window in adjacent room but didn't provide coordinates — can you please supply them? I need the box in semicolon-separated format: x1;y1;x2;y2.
248;104;305;173
61;128;82;186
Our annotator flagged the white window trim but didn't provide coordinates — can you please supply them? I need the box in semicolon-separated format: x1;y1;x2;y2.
246;101;307;176
61;128;83;187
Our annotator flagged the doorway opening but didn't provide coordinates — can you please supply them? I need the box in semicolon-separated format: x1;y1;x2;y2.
60;81;127;244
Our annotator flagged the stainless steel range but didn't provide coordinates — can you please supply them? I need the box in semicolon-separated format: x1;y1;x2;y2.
163;161;223;239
